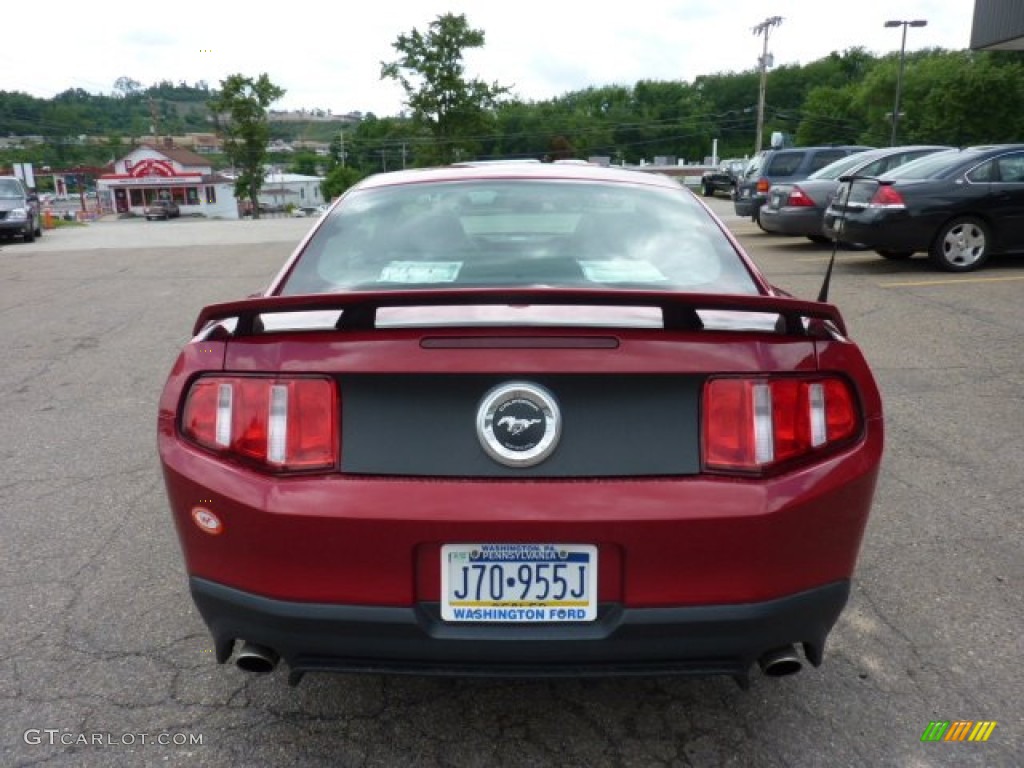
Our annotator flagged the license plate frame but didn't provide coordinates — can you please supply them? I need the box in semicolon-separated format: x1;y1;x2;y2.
441;543;598;623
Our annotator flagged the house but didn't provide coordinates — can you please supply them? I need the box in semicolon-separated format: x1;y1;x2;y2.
257;171;325;212
96;145;238;219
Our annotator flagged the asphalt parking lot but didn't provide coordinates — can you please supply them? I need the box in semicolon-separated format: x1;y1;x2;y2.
1;205;1020;767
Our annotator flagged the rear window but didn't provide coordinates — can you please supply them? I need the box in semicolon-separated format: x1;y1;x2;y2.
764;152;803;176
807;150;849;173
808;152;879;180
882;149;964;180
279;179;760;296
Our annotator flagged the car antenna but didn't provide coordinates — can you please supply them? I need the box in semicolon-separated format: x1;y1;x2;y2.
818;175;856;303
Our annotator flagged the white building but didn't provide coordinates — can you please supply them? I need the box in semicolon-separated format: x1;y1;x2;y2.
258;172;325;212
97;145;239;219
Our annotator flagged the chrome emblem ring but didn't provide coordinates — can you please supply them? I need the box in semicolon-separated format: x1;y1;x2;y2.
477;382;561;467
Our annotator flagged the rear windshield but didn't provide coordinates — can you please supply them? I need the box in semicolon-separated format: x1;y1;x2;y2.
279;179;760;296
882;149;964;179
764;152;804;176
809;152;879;180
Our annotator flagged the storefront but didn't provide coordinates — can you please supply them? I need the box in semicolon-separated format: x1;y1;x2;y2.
97;146;238;219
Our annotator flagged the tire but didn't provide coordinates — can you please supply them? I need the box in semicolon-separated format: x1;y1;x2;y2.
929;216;991;272
702;183;714;198
23;224;35;243
807;235;830;244
876;249;912;260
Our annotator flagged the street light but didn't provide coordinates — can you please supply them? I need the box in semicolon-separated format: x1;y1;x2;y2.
885;19;927;146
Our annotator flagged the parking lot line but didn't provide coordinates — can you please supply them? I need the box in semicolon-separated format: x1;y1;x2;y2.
880;275;1024;288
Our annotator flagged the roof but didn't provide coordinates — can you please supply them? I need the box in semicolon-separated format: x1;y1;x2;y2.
262;173;324;183
140;145;211;168
354;162;686;192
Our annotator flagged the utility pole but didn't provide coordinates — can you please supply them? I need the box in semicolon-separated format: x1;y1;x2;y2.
148;97;161;138
752;15;783;154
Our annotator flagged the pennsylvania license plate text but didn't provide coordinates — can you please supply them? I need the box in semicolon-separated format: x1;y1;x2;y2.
441;544;597;622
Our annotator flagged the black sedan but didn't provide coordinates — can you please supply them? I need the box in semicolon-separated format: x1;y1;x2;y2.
757;146;950;243
822;144;1024;271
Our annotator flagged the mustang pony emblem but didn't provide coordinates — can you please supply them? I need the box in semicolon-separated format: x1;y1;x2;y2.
498;416;542;435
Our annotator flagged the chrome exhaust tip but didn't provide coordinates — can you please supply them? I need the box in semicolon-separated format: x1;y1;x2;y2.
758;645;803;677
235;642;280;674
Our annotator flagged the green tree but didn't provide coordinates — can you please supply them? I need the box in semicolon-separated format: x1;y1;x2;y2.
321;165;366;201
208;73;285;218
289;151;320;176
380;13;510;165
795;86;863;145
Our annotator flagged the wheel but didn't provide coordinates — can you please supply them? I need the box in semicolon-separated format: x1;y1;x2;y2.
807;235;830;244
876;249;912;260
34;217;42;237
929;216;990;272
702;183;714;198
23;224;35;243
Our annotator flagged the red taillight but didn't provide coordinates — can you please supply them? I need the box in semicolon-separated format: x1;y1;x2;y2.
787;186;814;207
869;185;906;208
703;376;860;473
756;177;771;193
181;376;338;471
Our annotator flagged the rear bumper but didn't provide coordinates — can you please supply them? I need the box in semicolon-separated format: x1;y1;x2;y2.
733;194;766;219
191;576;850;680
822;209;926;251
758;206;823;237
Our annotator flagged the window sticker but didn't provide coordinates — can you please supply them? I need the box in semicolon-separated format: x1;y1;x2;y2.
379;261;462;283
579;260;668;283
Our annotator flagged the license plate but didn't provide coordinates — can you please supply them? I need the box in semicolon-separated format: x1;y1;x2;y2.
441;544;597;622
741;189;751;198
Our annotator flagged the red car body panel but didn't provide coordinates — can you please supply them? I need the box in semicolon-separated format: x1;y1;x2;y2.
158;326;881;606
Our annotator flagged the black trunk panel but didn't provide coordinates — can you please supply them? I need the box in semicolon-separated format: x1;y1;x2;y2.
340;374;701;477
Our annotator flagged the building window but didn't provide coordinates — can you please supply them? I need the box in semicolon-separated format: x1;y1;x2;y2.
172;187;186;204
205;186;217;204
130;188;145;207
186;187;200;205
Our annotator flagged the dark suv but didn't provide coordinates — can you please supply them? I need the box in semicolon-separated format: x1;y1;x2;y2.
734;146;873;225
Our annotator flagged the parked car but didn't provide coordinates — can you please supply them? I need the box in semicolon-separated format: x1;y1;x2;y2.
701;158;746;197
0;176;41;242
145;199;180;221
823;144;1024;271
158;162;883;686
734;145;873;226
758;146;951;242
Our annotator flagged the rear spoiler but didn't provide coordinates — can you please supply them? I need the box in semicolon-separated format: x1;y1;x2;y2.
193;288;847;338
837;174;890;185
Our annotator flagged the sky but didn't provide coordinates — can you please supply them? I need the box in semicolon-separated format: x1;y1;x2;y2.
2;1;977;118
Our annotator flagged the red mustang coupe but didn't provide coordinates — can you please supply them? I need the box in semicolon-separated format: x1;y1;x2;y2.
157;162;883;687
